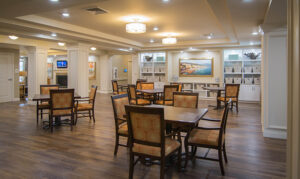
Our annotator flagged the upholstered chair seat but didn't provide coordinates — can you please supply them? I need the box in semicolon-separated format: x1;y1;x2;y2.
118;123;128;135
133;138;180;157
188;129;222;146
113;91;127;95
75;103;93;111
130;99;151;105
217;97;237;102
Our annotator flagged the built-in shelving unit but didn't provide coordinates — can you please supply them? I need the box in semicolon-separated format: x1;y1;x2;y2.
140;52;166;82
223;48;261;101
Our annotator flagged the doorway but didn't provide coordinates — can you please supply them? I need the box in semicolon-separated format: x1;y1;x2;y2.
0;53;14;103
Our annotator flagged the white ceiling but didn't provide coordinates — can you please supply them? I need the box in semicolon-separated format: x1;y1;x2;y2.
0;0;283;51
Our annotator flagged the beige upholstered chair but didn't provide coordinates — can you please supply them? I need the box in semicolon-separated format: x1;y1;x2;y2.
217;84;240;112
184;99;231;175
37;85;59;124
112;80;127;95
128;85;151;105
173;92;199;108
125;105;182;179
49;89;75;132
111;94;129;155
155;85;178;106
74;85;98;124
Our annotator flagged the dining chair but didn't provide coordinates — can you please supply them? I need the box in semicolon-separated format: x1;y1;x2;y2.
49;89;75;132
141;82;155;100
112;80;127;95
173;92;199;108
111;94;129;155
217;84;240;112
170;82;183;92
128;85;151;105
37;84;59;124
136;79;146;96
184;99;231;175
125;105;182;179
74;85;98;124
155;85;178;106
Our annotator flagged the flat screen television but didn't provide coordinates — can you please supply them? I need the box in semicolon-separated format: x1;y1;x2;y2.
57;60;68;68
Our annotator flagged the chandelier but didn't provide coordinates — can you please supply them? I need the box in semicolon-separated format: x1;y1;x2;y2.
126;22;146;34
162;37;177;44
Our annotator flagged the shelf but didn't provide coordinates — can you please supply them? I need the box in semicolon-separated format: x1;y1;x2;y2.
224;72;243;74
244;73;261;75
141;72;153;74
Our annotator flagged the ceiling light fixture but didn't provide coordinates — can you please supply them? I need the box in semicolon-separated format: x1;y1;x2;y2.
250;42;254;45
51;33;57;37
252;32;258;35
126;22;146;33
162;37;177;44
90;47;97;51
153;27;159;31
50;0;59;2
9;35;18;40
162;0;170;3
150;39;155;43
58;42;65;46
129;48;133;51
62;13;70;17
204;33;213;39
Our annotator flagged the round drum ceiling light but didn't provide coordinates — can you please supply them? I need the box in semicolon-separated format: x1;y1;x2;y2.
162;37;177;44
126;22;146;34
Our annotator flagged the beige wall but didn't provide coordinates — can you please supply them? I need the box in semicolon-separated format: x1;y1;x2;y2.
111;55;131;85
168;50;223;83
0;48;20;98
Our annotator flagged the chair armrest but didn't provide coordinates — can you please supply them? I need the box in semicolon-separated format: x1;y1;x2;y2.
196;127;221;130
201;118;221;122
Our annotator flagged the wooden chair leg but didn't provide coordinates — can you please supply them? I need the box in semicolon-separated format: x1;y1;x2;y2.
177;147;182;171
41;109;43;119
160;157;165;179
88;110;92;120
70;115;74;131
223;143;228;163
114;134;119;155
36;108;39;125
184;140;189;168
218;148;225;175
129;152;134;179
75;110;78;125
236;101;239;113
92;109;95;123
50;116;53;133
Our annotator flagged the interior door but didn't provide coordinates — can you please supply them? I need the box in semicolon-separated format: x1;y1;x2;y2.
0;53;13;103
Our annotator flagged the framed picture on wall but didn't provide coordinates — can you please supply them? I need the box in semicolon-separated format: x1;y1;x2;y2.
88;62;96;79
179;58;214;77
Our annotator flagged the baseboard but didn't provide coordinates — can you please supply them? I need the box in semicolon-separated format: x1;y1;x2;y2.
263;128;287;139
13;98;20;101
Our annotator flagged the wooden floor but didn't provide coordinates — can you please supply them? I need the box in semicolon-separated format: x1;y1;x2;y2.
0;94;286;179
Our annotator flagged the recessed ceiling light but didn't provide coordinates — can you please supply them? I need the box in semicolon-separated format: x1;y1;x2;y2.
62;13;70;17
90;47;97;51
129;48;133;51
162;0;170;3
252;32;258;35
150;39;155;43
153;27;159;31
50;0;59;2
58;42;65;46
242;0;253;2
250;42;254;45
51;33;57;37
9;35;18;40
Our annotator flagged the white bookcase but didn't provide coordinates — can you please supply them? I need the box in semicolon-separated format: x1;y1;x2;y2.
223;49;261;101
140;52;166;83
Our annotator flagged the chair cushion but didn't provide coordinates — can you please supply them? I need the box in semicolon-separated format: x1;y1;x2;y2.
130;99;151;105
114;91;127;95
155;100;173;106
133;138;180;157
52;109;72;116
188;128;222;146
118;123;128;135
76;103;93;111
217;97;237;102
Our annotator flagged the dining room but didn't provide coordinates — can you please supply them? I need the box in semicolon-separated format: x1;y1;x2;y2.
0;0;298;178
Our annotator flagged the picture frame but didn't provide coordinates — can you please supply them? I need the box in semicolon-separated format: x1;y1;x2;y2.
88;62;96;80
179;58;214;77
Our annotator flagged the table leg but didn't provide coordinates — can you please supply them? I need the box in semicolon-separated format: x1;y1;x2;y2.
217;90;221;109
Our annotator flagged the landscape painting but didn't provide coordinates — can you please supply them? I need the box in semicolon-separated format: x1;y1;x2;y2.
179;58;213;77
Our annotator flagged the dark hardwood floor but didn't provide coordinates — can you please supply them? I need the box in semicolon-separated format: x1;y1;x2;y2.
0;94;286;179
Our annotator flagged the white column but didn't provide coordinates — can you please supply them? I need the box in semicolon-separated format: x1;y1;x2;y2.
67;44;89;97
131;54;139;84
27;46;48;99
99;53;112;93
262;30;288;139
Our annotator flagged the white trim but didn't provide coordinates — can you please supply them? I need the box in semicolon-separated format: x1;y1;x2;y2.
98;90;113;94
13;98;20;101
263;128;287;139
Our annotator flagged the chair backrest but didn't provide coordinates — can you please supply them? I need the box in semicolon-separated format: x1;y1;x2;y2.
125;105;165;155
170;83;182;92
136;79;146;90
111;94;129;128
225;84;240;99
40;84;59;95
218;99;231;146
112;80;119;93
163;85;178;102
50;89;74;114
89;85;98;104
141;82;154;90
128;85;137;101
173;92;199;108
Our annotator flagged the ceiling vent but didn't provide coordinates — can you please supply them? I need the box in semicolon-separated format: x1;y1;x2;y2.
85;7;108;15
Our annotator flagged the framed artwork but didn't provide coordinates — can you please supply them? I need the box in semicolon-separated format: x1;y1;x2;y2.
88;62;96;79
113;67;118;80
179;58;214;77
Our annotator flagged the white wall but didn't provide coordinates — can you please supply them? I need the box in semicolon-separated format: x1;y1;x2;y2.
262;30;287;139
168;50;223;83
